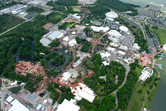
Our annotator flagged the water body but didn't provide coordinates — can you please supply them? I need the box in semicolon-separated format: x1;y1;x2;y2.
46;49;71;70
120;0;166;9
15;41;35;63
152;57;166;111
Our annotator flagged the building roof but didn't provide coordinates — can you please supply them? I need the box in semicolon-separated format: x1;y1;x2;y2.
69;39;77;47
163;44;166;51
102;61;109;66
118;50;126;56
119;25;129;32
91;26;110;32
100;52;111;59
139;67;153;82
106;11;118;19
21;92;40;105
63;36;69;42
9;99;29;111
6;96;14;103
57;99;80;111
119;45;128;51
107;47;116;52
40;38;52;47
108;30;122;38
36;104;43;110
48;31;63;40
71;83;96;103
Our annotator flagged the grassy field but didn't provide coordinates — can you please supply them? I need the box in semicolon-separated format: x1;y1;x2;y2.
128;67;160;111
0;14;24;33
73;7;80;12
151;28;166;46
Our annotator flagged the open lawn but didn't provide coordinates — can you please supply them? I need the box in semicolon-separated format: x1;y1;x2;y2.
0;14;24;33
73;7;80;12
151;28;166;46
128;69;160;111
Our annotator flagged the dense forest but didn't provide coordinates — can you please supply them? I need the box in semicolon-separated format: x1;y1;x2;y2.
0;14;24;33
46;52;65;66
55;0;78;6
117;62;140;110
83;54;126;95
26;6;44;13
0;12;66;91
96;0;139;12
77;94;116;111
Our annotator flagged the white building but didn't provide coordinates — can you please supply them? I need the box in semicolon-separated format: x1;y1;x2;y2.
8;99;29;111
91;26;110;32
57;99;80;111
119;45;128;52
60;69;79;84
73;51;90;67
102;61;109;66
40;38;52;47
119;25;129;32
68;39;77;47
133;43;140;51
118;50;126;56
107;47;116;53
100;51;111;59
105;11;118;21
47;31;64;41
71;83;96;103
108;30;122;38
139;67;153;82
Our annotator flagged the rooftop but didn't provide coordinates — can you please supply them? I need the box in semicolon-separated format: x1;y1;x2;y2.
57;99;80;111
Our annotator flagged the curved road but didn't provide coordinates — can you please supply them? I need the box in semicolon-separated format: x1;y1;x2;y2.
111;62;130;111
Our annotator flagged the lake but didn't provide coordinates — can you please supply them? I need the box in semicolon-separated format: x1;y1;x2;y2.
151;57;166;111
120;0;166;9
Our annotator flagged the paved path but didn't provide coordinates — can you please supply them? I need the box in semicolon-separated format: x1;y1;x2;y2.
111;63;130;111
0;17;34;36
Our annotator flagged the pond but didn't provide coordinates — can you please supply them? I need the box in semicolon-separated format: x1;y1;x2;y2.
15;41;71;71
46;49;71;71
15;40;35;63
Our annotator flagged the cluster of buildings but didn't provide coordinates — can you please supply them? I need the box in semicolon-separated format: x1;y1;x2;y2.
89;11;141;64
0;4;27;15
40;30;64;47
133;3;164;21
15;61;46;76
3;89;54;111
4;95;29;111
40;13;86;48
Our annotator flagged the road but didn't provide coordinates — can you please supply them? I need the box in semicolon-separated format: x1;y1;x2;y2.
0;17;34;36
111;63;130;111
